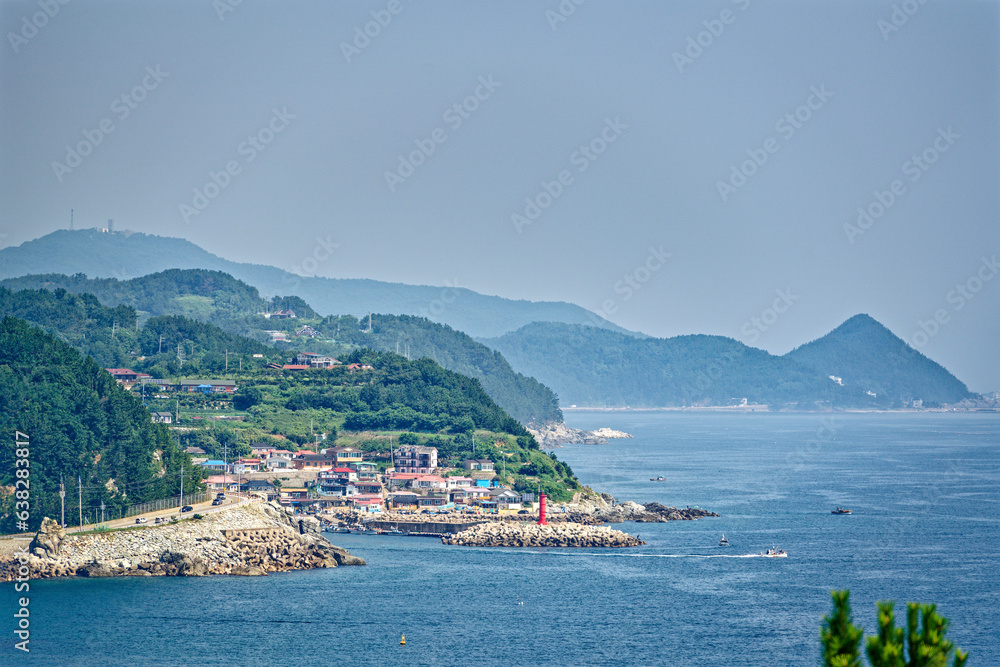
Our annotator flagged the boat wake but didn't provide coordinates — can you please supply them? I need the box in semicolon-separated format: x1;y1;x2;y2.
519;551;779;559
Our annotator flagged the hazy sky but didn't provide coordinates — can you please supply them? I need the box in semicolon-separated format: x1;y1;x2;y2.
2;1;998;392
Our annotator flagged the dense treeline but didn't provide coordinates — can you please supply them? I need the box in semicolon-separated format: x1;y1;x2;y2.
0;269;317;338
0;286;141;368
137;315;279;377
282;351;532;438
0;317;204;532
0;286;283;376
325;314;562;424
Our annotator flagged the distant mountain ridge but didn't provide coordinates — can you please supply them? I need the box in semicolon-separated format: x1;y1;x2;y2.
0;229;634;339
481;317;973;409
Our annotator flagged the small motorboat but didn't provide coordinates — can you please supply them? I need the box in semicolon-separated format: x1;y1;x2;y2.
760;546;787;558
650;476;667;482
831;507;852;515
718;534;730;546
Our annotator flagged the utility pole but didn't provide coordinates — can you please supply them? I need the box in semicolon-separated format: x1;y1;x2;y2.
78;477;83;527
59;475;66;527
100;501;105;524
225;349;229;371
180;465;184;514
158;335;164;353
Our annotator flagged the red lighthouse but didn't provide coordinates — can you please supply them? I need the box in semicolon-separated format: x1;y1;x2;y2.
537;493;548;525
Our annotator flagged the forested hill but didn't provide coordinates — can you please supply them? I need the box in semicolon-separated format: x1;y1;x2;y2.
0;286;284;373
319;314;562;425
0;229;633;338
783;314;972;405
0;277;563;424
482;322;850;408
0;317;205;533
1;269;316;331
482;319;972;409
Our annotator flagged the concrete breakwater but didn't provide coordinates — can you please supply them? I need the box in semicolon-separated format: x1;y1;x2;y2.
0;501;363;581
442;521;644;548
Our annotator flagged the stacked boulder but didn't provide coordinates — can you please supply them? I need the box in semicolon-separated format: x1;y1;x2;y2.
442;521;644;548
1;501;363;581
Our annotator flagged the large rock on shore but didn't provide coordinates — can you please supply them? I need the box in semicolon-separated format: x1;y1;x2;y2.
443;521;644;548
527;422;629;448
29;517;66;558
1;501;364;582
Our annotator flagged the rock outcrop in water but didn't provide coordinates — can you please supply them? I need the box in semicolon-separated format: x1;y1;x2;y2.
442;521;644;548
527;422;632;447
0;501;363;581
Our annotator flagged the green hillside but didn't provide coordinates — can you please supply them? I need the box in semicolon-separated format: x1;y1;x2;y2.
0;275;563;424
0;229;634;338
783;314;972;406
0;317;205;533
0;296;580;503
0;286;284;373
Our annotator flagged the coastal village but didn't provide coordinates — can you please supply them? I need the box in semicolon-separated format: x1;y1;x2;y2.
193;442;535;520
104;356;552;524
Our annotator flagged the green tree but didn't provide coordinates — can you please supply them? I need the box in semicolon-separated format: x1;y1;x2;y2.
821;590;864;667
866;601;967;667
820;591;967;667
233;386;262;410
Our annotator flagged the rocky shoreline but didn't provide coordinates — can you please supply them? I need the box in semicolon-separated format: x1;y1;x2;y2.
442;521;644;548
0;501;364;581
527;422;633;448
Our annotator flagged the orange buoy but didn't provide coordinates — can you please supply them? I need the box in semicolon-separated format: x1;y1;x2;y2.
400;634;406;645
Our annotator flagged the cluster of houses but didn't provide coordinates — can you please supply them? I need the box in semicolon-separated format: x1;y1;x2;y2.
106;369;238;394
190;444;532;514
274;352;374;372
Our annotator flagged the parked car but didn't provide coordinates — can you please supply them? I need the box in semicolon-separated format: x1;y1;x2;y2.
181;505;193;512
212;499;223;506
135;517;147;524
154;517;164;524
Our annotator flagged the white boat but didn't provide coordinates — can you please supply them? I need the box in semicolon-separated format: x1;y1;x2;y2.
760;546;787;558
718;534;730;546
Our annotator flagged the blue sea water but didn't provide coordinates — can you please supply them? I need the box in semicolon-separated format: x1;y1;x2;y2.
4;412;998;666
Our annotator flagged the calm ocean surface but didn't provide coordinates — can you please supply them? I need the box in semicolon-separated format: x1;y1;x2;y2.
5;412;998;666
